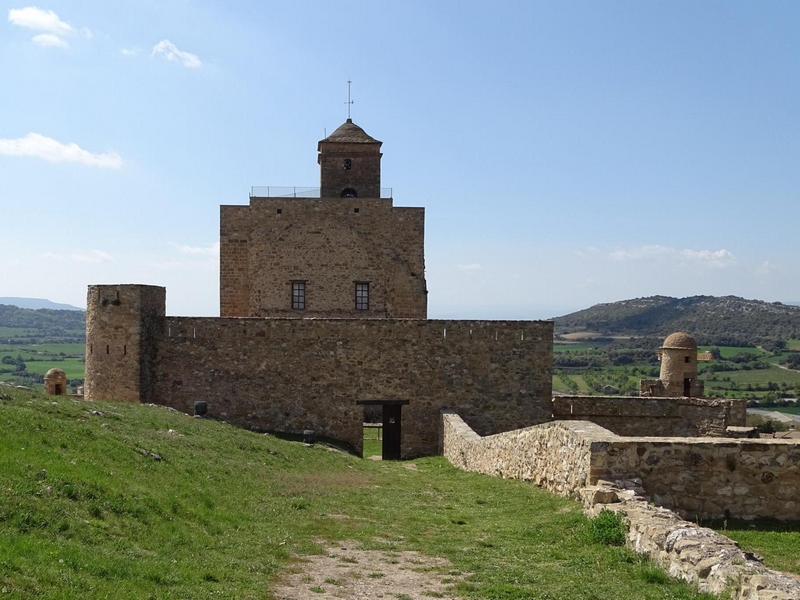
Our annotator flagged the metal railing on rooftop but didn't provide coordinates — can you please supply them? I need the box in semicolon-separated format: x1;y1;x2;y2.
249;186;393;199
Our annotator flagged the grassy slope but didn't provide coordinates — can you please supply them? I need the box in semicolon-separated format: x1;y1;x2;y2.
0;388;717;600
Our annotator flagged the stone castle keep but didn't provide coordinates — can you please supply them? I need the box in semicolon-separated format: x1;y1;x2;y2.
84;116;800;596
85;119;554;458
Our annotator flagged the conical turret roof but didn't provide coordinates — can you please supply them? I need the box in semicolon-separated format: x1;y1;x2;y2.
321;119;380;144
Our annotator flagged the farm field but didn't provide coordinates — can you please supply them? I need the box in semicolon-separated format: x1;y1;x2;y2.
0;342;86;387
703;365;800;387
765;406;800;415
697;345;767;358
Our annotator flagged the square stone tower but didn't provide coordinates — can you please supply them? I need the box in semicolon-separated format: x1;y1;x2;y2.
220;119;427;319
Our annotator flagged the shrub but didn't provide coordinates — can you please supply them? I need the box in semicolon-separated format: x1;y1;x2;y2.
588;509;627;546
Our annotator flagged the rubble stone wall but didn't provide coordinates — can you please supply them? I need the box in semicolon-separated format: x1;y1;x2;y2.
442;412;800;519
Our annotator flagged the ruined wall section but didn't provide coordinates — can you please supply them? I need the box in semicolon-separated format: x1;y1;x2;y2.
85;285;166;403
552;395;746;437
153;318;553;457
442;413;800;520
443;412;800;597
220;197;426;319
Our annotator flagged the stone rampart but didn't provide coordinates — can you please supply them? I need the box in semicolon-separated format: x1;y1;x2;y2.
442;412;800;520
150;318;553;458
552;395;747;437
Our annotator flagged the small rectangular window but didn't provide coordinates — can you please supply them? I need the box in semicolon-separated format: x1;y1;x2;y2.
355;282;369;311
685;356;690;363
292;281;306;310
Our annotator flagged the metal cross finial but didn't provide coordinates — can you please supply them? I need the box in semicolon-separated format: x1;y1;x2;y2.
345;80;354;120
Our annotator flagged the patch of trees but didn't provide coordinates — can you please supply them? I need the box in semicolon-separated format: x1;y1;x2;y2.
0;304;85;339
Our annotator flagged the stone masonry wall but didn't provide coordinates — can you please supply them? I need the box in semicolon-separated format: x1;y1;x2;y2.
441;411;605;496
85;285;165;403
598;437;800;521
552;395;745;437
152;319;553;458
442;412;800;520
220;197;427;319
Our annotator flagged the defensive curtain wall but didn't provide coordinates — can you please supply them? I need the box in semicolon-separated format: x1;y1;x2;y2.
552;395;747;437
85;284;553;458
441;413;800;598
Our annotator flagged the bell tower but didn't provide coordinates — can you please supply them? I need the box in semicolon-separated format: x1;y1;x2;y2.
318;119;383;198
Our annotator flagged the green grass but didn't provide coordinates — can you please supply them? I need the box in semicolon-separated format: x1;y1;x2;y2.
554;343;602;353
0;387;718;599
709;520;800;575
0;327;38;338
20;359;85;380
552;374;592;394
763;406;800;415
714;365;800;386
0;343;86;359
363;426;382;457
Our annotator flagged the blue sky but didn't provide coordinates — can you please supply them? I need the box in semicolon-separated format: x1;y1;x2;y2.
1;1;799;318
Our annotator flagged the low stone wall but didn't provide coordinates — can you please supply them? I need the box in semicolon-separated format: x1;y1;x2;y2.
441;411;608;499
442;412;800;598
599;437;800;521
442;412;800;519
552;395;747;437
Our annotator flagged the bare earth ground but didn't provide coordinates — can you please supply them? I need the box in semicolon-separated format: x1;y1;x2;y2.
271;541;467;600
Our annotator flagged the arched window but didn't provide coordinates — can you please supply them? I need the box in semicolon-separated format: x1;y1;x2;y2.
341;188;358;198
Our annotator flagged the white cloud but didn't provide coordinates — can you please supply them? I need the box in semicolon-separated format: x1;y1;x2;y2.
41;249;114;263
151;40;202;69
678;248;736;268
755;261;776;276
171;241;220;256
121;47;138;57
609;245;736;269
574;246;601;259
610;245;673;261
32;33;68;48
455;263;482;271
0;133;123;169
8;6;83;49
8;7;73;34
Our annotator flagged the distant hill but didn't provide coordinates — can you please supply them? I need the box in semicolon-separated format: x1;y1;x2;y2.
0;297;83;311
0;304;85;340
554;295;800;346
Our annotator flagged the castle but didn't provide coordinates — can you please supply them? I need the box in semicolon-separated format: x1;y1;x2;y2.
85;118;554;458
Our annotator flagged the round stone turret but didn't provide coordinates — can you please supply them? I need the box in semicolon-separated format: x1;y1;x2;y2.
659;332;703;397
44;368;67;396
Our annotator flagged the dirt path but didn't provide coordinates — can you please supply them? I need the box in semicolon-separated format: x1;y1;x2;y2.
271;541;466;599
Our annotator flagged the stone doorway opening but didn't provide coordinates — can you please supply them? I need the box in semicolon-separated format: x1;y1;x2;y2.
357;400;408;460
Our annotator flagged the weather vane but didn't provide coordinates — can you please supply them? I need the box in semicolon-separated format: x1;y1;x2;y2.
345;80;354;120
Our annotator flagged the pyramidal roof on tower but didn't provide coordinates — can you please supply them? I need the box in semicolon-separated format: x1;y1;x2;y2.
321;118;380;144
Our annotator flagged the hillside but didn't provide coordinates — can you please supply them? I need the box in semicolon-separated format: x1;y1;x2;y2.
0;386;715;599
555;295;800;345
0;304;85;341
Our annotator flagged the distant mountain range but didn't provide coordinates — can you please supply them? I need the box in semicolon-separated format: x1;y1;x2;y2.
0;297;83;311
554;295;800;346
